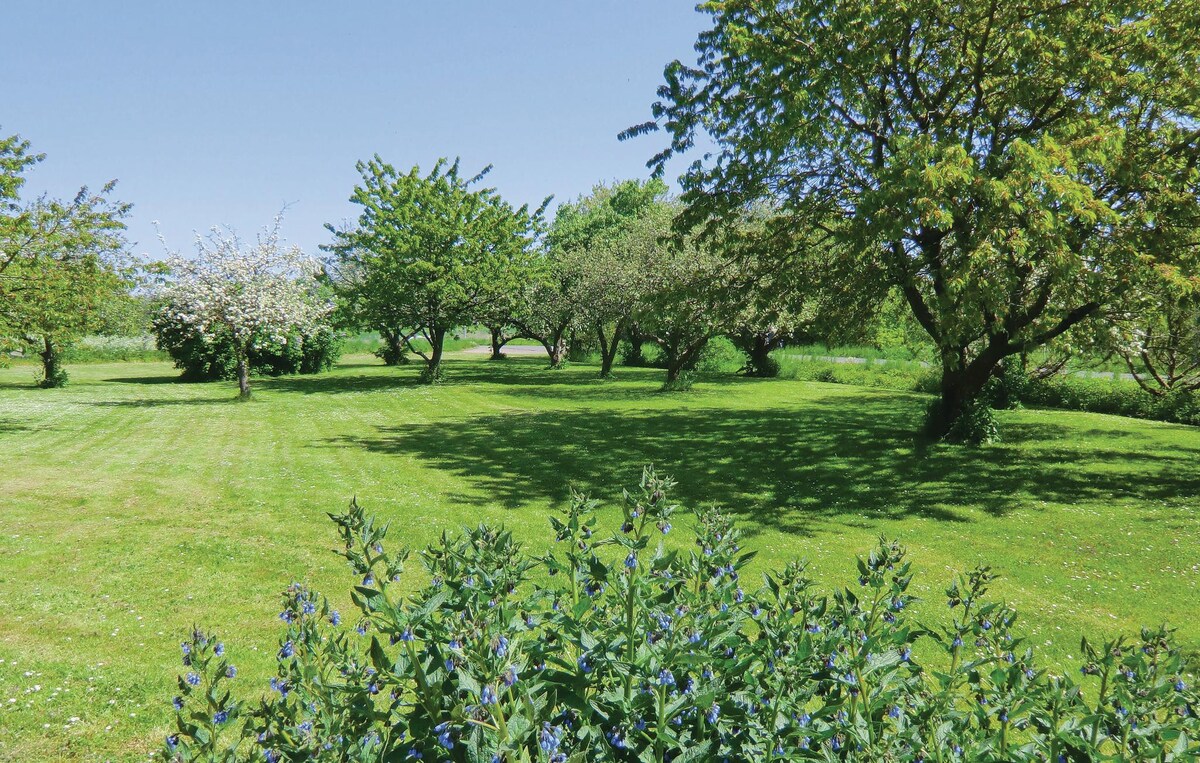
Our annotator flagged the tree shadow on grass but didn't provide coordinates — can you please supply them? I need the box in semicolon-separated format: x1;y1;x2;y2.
324;392;1200;538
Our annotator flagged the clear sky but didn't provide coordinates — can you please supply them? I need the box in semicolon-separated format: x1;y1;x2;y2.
3;2;707;259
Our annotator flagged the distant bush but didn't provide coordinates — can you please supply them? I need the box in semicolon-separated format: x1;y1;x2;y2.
160;470;1198;762
153;313;343;382
695;336;745;375
60;335;167;364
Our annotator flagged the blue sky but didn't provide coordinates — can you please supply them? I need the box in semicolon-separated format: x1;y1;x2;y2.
3;2;707;258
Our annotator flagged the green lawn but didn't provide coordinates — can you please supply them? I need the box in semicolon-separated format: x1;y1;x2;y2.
1;353;1198;761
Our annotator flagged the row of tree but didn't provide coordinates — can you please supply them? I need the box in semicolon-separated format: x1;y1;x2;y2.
323;159;811;388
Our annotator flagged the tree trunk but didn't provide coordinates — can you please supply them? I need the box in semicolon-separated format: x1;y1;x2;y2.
929;347;1001;439
624;325;647;367
236;353;251;399
597;321;621;378
424;326;446;382
38;336;67;388
489;327;506;360
745;332;778;377
544;334;567;369
379;328;407;366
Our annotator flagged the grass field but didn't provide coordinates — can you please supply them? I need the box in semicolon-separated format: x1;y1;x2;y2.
1;352;1198;761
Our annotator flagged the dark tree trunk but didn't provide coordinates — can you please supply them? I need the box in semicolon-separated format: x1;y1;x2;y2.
489;327;507;360
662;338;709;388
624;325;647;367
744;332;779;377
597;321;622;378
379;328;407;366
38;336;67;388
929;346;1004;439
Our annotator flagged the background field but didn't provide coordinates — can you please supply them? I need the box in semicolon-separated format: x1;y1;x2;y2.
1;352;1197;761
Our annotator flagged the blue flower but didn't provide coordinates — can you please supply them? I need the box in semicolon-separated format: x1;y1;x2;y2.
658;669;676;687
577;655;592;674
172;696;183;710
226;665;237;678
480;685;497;705
606;728;628;749
539;722;562;753
213;710;228;725
363;573;375;586
624;552;638;569
302;600;316;615
435;722;454;750
298;720;313;735
502;666;519;687
888;705;901;719
706;704;720;724
279;641;294;659
1175;678;1186;692
166;735;178;750
900;647;911;662
689;631;702;644
185;672;201;686
214;642;225;656
494;636;509;657
400;628;414;642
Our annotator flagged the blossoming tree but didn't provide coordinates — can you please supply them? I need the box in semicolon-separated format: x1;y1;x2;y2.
159;218;330;398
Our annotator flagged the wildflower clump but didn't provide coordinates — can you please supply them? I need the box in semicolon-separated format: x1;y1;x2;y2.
160;468;1199;762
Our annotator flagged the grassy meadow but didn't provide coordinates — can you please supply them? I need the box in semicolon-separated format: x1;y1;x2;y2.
1;351;1198;760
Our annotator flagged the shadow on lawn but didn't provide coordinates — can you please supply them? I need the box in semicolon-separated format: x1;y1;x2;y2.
324;384;1200;537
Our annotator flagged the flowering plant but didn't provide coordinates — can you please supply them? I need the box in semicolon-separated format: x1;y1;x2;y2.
161;469;1198;761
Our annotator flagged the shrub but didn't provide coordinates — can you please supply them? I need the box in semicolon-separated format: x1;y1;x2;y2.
154;312;342;382
159;470;1198;762
694;336;745;375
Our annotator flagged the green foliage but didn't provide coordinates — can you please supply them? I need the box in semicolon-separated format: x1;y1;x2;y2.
161;471;1199;762
325;157;545;380
694;335;745;375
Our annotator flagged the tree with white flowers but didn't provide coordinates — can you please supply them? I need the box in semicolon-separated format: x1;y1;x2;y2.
159;217;331;398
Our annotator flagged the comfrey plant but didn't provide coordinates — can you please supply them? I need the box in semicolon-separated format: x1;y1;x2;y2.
160;468;1198;762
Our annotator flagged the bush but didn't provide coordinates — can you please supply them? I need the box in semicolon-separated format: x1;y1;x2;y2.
694;336;745;375
160;470;1199;762
154;313;342;382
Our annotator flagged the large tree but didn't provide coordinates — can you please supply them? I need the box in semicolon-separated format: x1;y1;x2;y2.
326;157;545;382
629;0;1200;438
